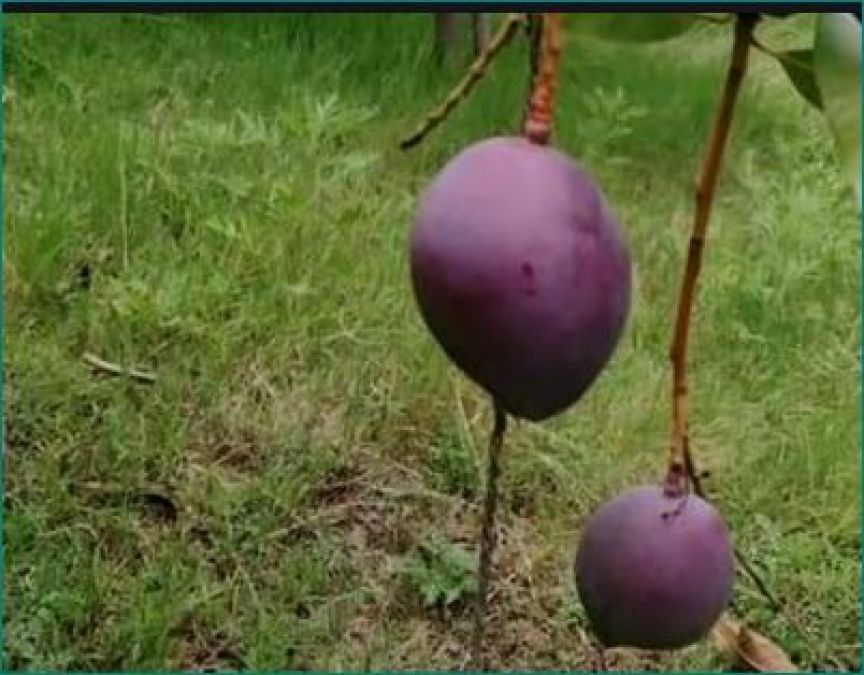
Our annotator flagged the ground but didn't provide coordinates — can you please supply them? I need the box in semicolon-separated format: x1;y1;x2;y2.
4;12;860;671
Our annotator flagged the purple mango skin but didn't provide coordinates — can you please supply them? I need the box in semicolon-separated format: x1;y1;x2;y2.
575;485;735;650
410;136;631;421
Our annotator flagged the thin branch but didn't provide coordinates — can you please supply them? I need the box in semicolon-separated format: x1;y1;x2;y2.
471;400;507;670
519;13;543;131
82;352;156;384
664;10;823;652
665;9;812;641
400;13;525;151
668;13;757;476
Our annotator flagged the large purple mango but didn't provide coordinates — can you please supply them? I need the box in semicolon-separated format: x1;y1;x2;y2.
410;136;632;421
575;485;735;649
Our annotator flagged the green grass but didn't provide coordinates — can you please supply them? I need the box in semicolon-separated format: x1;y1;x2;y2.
4;12;860;671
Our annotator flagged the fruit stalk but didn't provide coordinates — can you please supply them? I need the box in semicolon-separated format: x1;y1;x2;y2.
667;13;758;485
471;400;507;670
524;13;563;145
400;13;525;150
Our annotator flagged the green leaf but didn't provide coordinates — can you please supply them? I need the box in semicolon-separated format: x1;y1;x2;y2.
773;49;823;110
568;13;698;43
813;13;862;207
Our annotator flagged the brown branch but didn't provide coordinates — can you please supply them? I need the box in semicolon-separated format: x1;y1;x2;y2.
82;352;156;384
523;12;564;146
400;13;525;151
471;400;507;670
668;13;757;478
519;13;543;131
666;12;817;647
665;11;822;652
